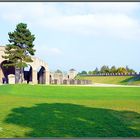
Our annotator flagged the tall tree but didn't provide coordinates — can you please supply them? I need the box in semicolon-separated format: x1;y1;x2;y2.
100;65;110;73
110;66;117;73
88;71;93;74
81;71;87;75
2;23;36;83
125;65;135;74
93;67;99;74
117;67;127;74
55;69;62;73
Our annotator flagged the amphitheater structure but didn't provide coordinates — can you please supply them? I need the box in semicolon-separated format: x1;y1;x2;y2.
0;46;50;84
0;46;91;85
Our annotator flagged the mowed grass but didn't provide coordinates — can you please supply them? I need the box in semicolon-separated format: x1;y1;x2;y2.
76;75;140;85
0;84;140;138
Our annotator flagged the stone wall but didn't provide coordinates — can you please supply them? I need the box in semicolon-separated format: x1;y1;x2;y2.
81;73;140;77
50;70;92;85
0;46;50;84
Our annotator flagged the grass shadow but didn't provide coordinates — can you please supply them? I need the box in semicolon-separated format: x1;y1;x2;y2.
4;103;140;137
120;76;140;85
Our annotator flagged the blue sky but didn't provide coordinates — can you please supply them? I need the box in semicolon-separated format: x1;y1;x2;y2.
0;2;140;72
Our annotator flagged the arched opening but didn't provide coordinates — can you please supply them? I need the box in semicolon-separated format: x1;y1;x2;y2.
37;66;46;84
0;60;15;84
49;75;52;84
23;65;32;84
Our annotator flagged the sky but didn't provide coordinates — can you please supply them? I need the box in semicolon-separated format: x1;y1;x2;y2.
0;2;140;72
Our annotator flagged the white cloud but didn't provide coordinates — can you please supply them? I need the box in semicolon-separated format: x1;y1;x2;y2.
35;44;62;58
56;2;140;15
0;2;140;40
2;13;23;23
37;13;140;40
47;47;62;55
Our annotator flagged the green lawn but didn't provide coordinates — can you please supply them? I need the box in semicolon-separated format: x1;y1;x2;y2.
76;75;140;85
0;84;140;138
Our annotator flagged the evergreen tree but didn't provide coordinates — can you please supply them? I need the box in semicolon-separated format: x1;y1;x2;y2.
2;23;36;83
93;67;99;74
55;69;62;73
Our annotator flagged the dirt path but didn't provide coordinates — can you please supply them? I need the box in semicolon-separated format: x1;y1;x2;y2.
50;83;140;87
89;83;140;87
0;83;140;87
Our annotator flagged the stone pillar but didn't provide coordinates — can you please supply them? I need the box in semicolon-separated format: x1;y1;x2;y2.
0;67;3;84
32;70;38;84
67;79;70;85
45;70;50;85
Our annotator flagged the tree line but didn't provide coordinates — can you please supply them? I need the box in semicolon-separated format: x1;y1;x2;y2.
79;65;136;75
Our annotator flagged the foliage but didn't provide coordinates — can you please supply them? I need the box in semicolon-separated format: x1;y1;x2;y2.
100;65;110;73
55;69;62;73
88;71;93;74
93;67;99;74
117;67;127;74
80;65;136;75
110;66;117;73
2;23;36;68
2;23;36;83
125;66;136;74
80;71;87;75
